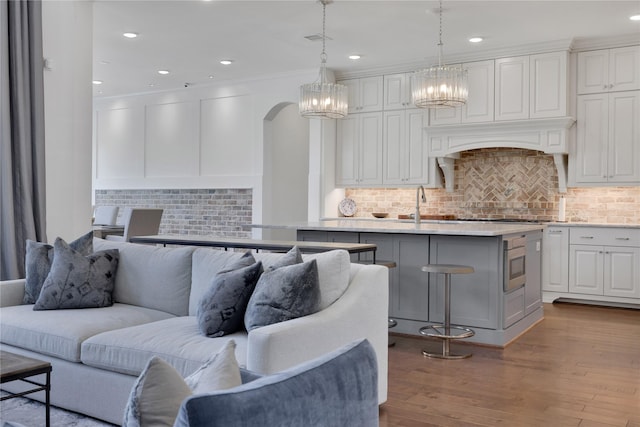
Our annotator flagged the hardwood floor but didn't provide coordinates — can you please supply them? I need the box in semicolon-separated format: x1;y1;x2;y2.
379;302;640;427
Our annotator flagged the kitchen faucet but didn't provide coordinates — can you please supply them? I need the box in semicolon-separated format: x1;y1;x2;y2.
415;185;426;225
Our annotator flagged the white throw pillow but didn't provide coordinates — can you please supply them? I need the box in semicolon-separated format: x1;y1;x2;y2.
123;340;241;427
184;340;242;394
302;249;351;310
122;357;191;427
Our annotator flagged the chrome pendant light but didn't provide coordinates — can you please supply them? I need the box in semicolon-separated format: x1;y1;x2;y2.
412;0;468;109
299;0;348;119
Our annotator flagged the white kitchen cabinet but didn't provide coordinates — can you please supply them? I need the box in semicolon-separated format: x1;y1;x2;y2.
577;46;640;95
542;226;569;293
429;60;495;125
573;91;640;184
530;51;568;118
525;232;543;315
382;109;433;186
383;73;412;111
568;227;640;299
495;55;530;121
336;112;383;187
340;76;384;113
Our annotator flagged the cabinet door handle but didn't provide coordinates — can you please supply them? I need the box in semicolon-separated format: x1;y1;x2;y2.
615;237;630;241
580;236;594;239
549;230;563;234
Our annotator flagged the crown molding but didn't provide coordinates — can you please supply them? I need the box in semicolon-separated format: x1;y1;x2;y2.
335;39;576;80
571;33;640;52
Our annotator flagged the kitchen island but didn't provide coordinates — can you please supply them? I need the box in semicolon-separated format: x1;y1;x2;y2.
255;219;546;347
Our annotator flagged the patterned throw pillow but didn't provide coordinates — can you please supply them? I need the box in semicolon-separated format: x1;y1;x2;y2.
197;261;264;337
33;238;119;310
244;259;320;331
23;231;94;304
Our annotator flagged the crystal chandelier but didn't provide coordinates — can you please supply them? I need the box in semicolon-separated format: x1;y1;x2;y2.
411;0;468;109
299;0;348;119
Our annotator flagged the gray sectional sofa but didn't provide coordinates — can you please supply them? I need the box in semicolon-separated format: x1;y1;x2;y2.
0;238;388;425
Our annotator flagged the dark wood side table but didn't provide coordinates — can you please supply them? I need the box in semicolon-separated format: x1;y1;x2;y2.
1;350;52;427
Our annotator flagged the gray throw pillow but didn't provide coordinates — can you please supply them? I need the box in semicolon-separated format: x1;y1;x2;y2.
23;231;93;304
33;238;119;310
197;261;264;337
264;246;303;272
244;259;320;331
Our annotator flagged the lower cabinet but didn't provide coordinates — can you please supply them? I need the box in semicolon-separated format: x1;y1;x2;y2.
360;233;429;321
525;232;543;315
428;235;501;329
542;226;569;292
544;225;640;303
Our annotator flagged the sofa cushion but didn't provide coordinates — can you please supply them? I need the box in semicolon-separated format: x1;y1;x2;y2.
197;261;264;337
93;238;194;316
81;316;249;377
34;238;119;310
189;249;258;316
0;303;174;362
24;231;93;304
244;260;320;332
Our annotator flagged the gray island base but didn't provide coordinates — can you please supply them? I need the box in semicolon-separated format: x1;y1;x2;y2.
256;219;545;347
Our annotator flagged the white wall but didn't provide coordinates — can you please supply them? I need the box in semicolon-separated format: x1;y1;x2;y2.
93;70;339;230
262;103;309;240
42;1;93;242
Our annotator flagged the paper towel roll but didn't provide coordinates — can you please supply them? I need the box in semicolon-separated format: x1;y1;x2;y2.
558;197;566;222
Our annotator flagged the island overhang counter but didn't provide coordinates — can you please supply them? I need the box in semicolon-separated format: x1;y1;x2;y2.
254;219;546;347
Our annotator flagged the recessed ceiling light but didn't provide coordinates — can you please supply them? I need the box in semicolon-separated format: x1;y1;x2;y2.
630;14;640;21
92;80;103;85
157;70;170;75
469;37;483;43
220;60;233;65
208;75;214;79
123;32;138;38
349;55;361;60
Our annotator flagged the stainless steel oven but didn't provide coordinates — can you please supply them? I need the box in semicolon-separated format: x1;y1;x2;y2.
504;235;526;292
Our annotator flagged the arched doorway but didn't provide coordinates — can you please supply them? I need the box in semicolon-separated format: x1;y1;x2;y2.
262;103;310;240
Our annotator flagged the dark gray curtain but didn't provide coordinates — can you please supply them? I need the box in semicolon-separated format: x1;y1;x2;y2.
0;0;46;280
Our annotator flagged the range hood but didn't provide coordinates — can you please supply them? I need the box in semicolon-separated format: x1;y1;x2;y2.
427;117;575;193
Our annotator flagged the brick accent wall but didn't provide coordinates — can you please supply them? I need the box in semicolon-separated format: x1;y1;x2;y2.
346;148;640;224
94;189;252;237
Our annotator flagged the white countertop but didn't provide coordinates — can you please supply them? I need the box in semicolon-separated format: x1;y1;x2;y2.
545;222;640;229
254;219;546;237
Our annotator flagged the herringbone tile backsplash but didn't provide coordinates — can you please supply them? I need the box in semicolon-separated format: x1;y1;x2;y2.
347;148;640;224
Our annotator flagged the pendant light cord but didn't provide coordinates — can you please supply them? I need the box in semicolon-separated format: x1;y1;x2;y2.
321;0;328;63
438;0;443;67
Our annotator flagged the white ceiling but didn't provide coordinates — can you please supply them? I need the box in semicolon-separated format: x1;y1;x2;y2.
92;0;640;98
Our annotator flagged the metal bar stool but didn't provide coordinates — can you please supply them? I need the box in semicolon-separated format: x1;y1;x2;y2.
420;264;475;359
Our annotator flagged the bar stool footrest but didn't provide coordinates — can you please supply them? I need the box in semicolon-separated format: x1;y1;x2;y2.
419;324;475;340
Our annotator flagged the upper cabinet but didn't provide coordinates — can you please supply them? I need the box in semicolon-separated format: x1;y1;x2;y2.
383;73;412;111
495;56;530;121
577;46;640;95
383;109;440;186
429;52;568;125
336;112;383;187
530;51;569;119
572;91;640;184
340;76;384;113
430;60;495;125
570;45;640;187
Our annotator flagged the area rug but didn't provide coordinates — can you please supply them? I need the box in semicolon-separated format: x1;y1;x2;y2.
0;393;114;427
